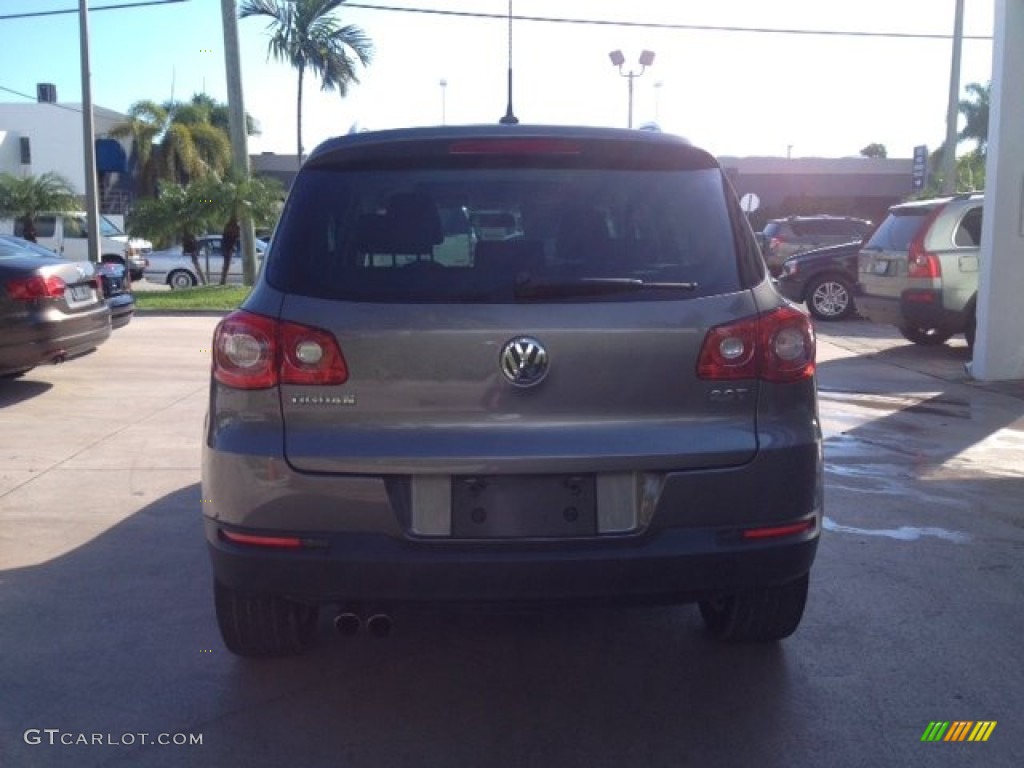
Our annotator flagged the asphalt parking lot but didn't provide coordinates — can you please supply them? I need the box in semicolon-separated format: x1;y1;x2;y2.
1;315;1022;767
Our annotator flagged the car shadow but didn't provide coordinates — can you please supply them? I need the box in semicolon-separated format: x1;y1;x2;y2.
1;482;807;768
0;378;53;407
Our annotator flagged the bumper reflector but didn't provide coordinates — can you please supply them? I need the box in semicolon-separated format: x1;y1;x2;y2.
220;529;304;549
741;519;816;540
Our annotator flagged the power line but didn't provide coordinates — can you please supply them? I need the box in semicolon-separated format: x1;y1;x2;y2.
0;0;188;22
345;3;992;41
0;84;85;114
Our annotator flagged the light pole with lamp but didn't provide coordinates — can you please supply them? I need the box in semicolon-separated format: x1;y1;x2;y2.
439;78;447;125
609;49;655;129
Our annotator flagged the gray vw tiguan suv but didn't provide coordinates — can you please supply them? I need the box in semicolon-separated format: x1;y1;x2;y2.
203;125;822;656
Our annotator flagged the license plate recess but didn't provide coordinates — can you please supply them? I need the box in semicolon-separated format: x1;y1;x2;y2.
451;474;597;538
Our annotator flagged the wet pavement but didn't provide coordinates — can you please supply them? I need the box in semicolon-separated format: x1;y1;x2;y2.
1;316;1021;767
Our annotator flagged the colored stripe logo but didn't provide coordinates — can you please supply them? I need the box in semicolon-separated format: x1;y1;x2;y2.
921;721;997;742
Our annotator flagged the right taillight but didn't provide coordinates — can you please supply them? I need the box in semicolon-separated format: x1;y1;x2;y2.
907;207;945;279
698;306;815;383
212;310;348;390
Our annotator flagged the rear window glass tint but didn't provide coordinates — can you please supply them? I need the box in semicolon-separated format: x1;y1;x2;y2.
267;166;741;303
864;210;931;251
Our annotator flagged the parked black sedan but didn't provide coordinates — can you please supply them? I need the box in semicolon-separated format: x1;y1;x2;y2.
0;239;111;379
775;240;862;321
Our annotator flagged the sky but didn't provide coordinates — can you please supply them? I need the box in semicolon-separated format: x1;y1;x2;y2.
0;0;997;160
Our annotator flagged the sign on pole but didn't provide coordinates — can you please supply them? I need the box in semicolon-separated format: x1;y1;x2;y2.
912;145;929;191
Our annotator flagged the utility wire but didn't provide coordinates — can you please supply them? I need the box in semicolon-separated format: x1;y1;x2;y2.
0;84;86;114
345;3;992;41
0;0;187;22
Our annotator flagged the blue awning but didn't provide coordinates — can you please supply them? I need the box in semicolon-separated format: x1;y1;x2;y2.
95;138;127;173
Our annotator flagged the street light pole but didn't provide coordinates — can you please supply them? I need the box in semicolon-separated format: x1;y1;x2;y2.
78;0;100;264
440;78;447;125
940;0;965;195
609;49;655;129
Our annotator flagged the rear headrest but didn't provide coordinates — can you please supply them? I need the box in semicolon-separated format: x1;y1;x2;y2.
354;193;444;254
385;193;444;252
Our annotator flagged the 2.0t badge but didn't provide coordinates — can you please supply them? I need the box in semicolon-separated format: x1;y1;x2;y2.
499;336;549;387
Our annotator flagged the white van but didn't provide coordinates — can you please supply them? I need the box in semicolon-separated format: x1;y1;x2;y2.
0;213;152;279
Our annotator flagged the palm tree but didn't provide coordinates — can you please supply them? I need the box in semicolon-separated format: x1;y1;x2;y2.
128;182;217;283
958;81;990;156
107;100;167;197
239;0;374;167
0;172;79;242
191;174;283;284
110;96;233;196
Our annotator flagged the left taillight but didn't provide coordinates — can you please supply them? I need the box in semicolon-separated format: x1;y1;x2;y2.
212;310;348;390
697;306;815;383
5;275;66;300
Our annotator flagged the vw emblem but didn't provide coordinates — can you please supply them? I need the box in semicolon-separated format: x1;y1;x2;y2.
499;336;549;387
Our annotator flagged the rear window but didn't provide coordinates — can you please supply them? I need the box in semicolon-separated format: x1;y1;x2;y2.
267;166;742;302
863;209;933;252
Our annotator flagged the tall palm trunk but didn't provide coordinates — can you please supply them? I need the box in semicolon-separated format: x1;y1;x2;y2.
297;65;304;170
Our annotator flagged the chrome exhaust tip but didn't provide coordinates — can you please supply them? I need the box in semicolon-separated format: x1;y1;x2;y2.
333;612;362;636
366;614;393;638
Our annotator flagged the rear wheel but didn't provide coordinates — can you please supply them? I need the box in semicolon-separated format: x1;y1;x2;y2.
168;270;197;290
698;573;809;642
214;580;318;657
965;307;977;350
898;325;953;346
805;274;855;321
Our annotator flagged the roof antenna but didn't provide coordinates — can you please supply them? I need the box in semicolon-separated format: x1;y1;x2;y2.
499;0;519;124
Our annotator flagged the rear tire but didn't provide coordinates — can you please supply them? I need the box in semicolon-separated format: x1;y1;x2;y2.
168;270;197;290
805;274;855;321
214;580;318;657
699;573;809;642
965;308;977;350
898;325;954;346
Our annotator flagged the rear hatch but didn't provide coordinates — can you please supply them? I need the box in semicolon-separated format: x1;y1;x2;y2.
858;204;937;298
264;129;764;476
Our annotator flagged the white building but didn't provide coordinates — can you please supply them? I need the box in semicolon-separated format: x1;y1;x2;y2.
0;94;131;211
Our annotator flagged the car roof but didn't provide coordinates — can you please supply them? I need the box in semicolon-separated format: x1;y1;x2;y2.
889;192;984;213
305;124;715;169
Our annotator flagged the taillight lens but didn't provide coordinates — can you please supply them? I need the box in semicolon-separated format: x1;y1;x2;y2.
698;306;815;383
907;244;941;279
212;310;348;390
5;274;66;300
93;277;104;299
906;207;944;279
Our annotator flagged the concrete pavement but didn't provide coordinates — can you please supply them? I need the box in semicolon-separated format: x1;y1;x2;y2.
1;315;1021;767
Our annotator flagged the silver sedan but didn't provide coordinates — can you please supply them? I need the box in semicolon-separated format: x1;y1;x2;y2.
143;236;266;289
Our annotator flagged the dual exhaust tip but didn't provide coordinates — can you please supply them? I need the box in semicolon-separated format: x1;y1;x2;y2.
334;611;392;638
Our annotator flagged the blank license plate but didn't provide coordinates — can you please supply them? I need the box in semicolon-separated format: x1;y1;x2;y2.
873;260;891;275
451;474;597;538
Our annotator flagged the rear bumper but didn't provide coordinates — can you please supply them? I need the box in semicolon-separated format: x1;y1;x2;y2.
203;440;823;605
205;518;819;604
857;290;966;332
106;294;135;329
0;306;111;375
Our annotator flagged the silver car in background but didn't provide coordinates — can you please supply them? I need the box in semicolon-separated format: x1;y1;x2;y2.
144;235;266;289
202;125;822;657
